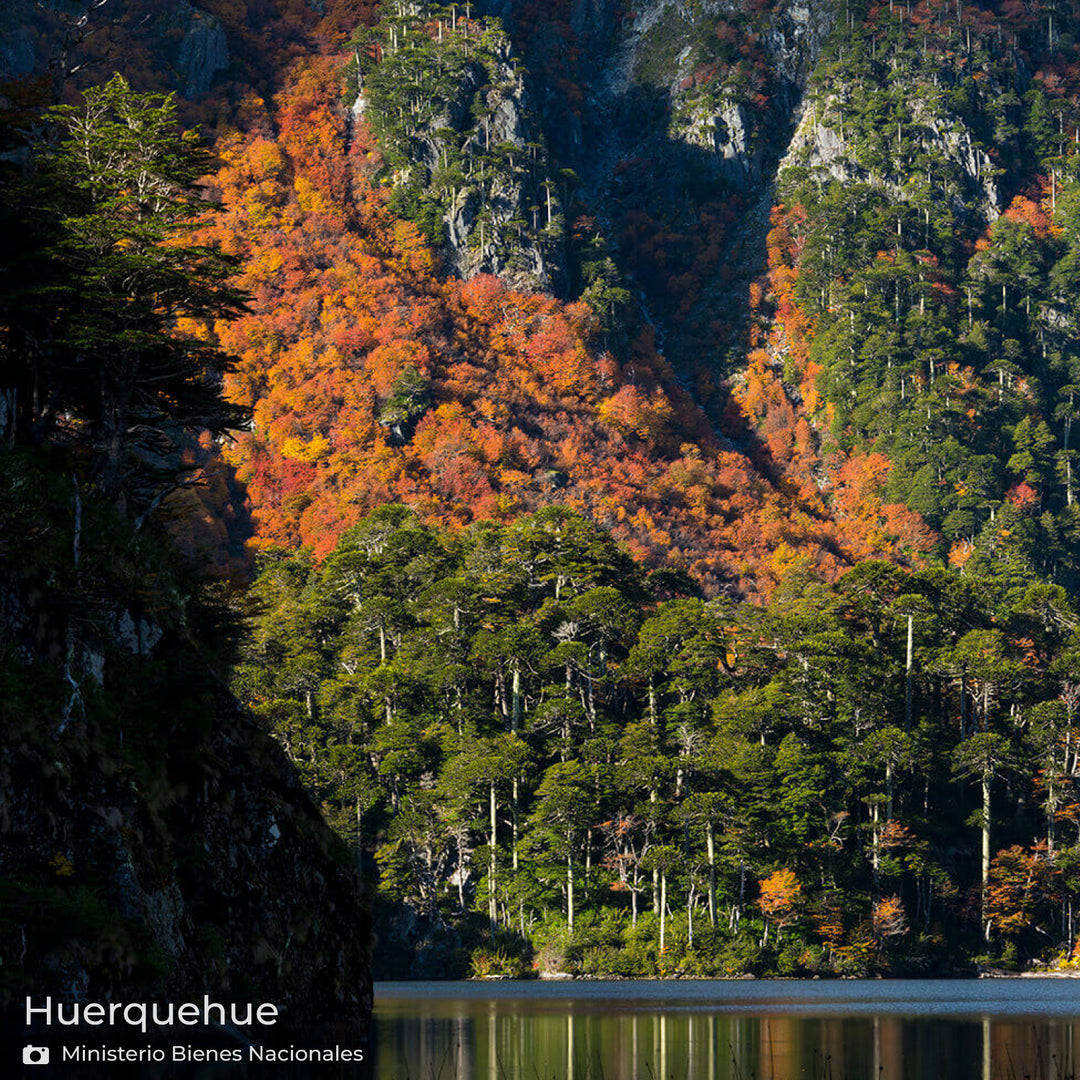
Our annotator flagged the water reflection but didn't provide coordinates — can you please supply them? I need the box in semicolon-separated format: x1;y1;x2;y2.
370;980;1080;1080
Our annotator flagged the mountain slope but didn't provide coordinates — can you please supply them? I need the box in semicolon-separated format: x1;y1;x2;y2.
750;0;1080;586
465;0;1080;589
202;46;934;597
11;5;1080;600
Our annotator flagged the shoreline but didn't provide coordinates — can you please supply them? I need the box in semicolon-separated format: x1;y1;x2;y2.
371;969;1080;983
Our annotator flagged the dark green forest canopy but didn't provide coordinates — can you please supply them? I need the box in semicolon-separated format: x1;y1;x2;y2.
237;505;1080;978
0;74;248;511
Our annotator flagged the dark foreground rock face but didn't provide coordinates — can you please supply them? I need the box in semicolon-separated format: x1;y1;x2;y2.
0;693;372;1037
0;458;371;1039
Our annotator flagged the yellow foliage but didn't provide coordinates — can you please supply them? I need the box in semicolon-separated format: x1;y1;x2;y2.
51;852;75;878
281;434;331;462
294;175;331;214
248;248;284;282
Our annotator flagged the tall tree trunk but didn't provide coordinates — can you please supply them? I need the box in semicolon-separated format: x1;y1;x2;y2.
489;783;497;932
495;669;507;720
871;800;880;881
981;770;991;939
706;822;717;927
659;872;667;955
651;788;660;914
584;827;591;900
905;614;914;730
1064;415;1073;506
511;663;521;733
566;848;574;930
512;776;519;870
1048;772;1056;856
456;828;466;911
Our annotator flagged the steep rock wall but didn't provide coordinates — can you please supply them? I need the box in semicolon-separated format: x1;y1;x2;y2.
355;16;566;293
0;0;230;100
782;83;1001;225
0;459;371;1033
588;1;834;189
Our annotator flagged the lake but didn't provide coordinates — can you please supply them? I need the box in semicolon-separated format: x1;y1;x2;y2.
369;979;1080;1079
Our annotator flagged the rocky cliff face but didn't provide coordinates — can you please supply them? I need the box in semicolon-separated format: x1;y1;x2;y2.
0;0;229;100
370;2;831;317
355;15;566;293
569;0;619;47
782;70;1002;226
170;2;230;99
435;39;562;289
610;0;834;191
0;458;371;1034
555;0;835;380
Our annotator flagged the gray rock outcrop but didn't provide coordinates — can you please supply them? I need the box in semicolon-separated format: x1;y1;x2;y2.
356;25;565;293
0;0;229;101
781;63;1003;224
659;1;835;191
173;2;229;99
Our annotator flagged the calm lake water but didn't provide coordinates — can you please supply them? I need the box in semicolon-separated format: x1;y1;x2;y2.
369;979;1080;1080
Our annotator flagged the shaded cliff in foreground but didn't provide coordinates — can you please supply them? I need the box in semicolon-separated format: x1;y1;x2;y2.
0;452;372;1033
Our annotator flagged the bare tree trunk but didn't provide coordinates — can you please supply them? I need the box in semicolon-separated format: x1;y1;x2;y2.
659;872;667;955
489;783;497;932
1065;415;1073;507
584;827;591;900
982;771;991;939
511;664;521;732
905;614;914;730
512;776;519;870
567;849;574;930
871;800;880;883
706;822;717;927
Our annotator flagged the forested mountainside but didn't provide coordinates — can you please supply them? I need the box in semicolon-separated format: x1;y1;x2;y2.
5;0;1080;984
241;507;1080;978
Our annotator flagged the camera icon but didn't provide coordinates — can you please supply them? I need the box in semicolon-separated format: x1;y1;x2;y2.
22;1045;49;1065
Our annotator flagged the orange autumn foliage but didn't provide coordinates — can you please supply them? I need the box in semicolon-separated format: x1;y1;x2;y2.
758;868;802;929
729;203;936;573
872;896;909;941
194;59;933;598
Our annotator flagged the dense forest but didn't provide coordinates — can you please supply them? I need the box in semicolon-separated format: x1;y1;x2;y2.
6;0;1080;989
237;506;1080;977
